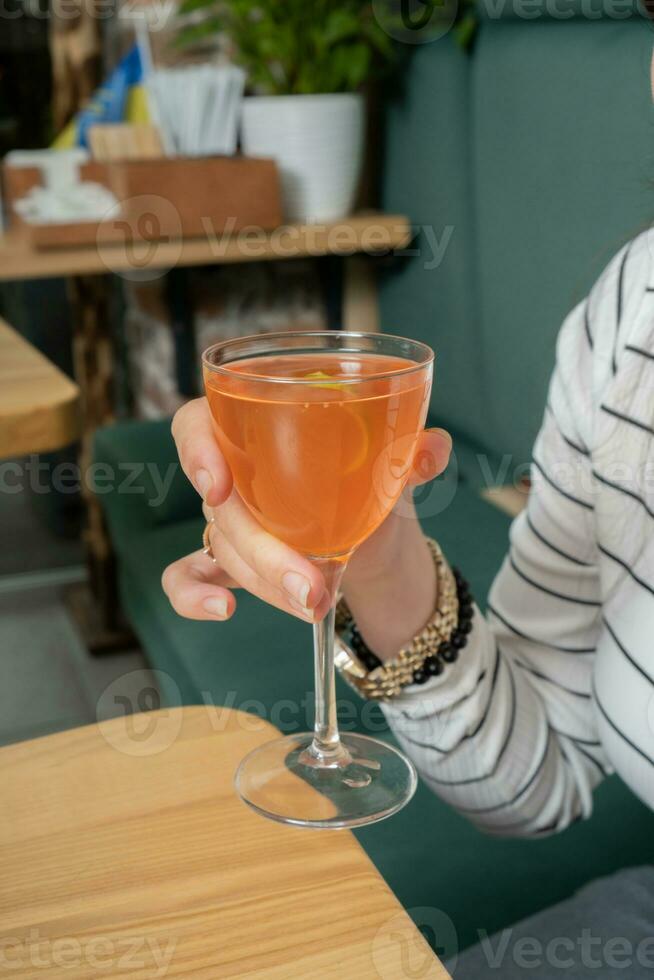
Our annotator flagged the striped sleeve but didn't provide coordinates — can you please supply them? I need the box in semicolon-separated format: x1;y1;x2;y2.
382;271;623;837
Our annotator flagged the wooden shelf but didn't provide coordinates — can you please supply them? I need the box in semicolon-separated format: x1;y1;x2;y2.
0;212;412;282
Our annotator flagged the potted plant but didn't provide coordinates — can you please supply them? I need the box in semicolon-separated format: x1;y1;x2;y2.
176;1;395;223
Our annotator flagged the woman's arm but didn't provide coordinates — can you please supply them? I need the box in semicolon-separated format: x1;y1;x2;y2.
370;248;642;836
343;500;439;661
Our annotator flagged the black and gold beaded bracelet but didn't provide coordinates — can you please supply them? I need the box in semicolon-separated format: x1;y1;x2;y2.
334;539;474;701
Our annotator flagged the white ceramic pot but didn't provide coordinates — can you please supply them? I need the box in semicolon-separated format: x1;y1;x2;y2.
241;93;365;224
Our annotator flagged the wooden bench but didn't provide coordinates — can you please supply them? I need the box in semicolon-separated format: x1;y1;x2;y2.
0;318;80;459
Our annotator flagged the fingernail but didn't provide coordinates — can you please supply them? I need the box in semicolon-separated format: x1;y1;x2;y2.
204;596;228;618
282;571;311;607
289;598;314;620
196;469;213;500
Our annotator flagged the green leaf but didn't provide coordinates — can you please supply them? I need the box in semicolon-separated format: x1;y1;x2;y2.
322;9;361;45
361;17;395;61
329;44;353;91
345;42;371;90
454;11;478;48
172;0;472;90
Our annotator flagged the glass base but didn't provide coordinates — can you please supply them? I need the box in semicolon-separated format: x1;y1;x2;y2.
235;732;418;830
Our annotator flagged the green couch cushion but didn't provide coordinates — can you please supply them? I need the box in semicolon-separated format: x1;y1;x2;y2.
472;19;654;464
381;22;654;467
94;419;202;550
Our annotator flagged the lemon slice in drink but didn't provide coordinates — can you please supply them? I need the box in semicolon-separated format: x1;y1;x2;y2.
303;371;369;474
303;370;348;391
341;408;369;475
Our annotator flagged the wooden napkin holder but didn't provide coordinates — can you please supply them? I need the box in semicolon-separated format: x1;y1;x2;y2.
2;156;283;250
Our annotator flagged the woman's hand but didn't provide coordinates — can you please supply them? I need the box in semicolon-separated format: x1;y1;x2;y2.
162;397;452;641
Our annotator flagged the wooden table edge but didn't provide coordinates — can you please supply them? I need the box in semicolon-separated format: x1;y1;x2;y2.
0;317;81;457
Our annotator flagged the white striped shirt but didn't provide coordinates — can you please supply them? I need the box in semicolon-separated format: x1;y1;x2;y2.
384;229;654;836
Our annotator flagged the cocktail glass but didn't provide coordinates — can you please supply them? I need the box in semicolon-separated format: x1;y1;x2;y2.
203;331;434;829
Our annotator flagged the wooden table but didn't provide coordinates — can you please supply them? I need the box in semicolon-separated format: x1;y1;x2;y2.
0;706;448;979
0;214;412;647
0;317;80;459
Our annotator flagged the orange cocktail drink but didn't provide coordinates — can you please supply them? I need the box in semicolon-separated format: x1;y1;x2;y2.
202;332;434;831
204;351;431;558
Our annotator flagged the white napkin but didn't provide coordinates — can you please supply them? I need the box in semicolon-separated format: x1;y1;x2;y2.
14;182;119;225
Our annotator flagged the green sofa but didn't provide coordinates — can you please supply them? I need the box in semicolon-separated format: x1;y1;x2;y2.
95;11;654;956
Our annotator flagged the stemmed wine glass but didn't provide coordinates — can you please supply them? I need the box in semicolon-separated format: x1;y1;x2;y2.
203;331;434;829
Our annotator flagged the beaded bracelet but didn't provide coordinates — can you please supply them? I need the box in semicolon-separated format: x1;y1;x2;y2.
334;539;475;701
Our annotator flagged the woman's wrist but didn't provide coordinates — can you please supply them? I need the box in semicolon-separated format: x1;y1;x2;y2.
342;508;438;663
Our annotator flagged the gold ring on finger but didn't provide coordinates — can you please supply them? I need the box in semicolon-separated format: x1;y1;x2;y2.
202;518;218;563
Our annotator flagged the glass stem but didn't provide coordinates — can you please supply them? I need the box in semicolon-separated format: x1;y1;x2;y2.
308;558;350;765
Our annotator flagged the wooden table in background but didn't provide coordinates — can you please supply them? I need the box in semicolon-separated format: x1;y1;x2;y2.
0;213;412;648
0;317;80;459
0;706;448;979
